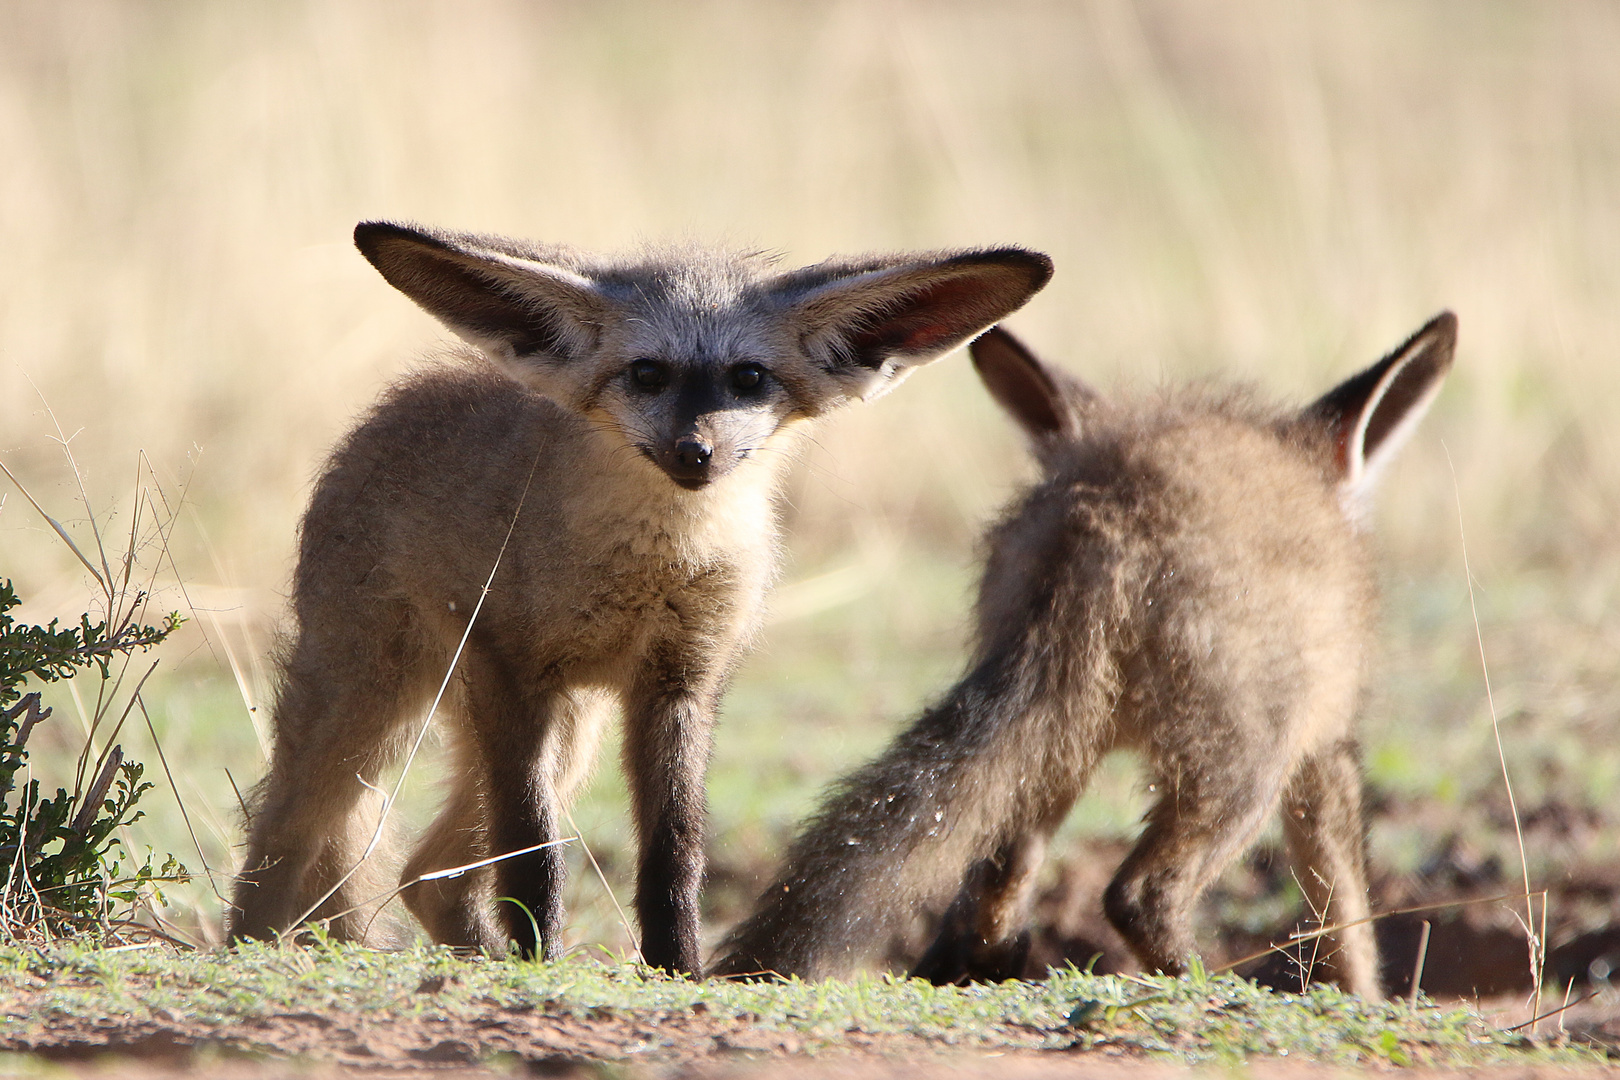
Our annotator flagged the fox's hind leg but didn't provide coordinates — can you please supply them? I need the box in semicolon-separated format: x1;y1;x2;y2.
1103;752;1291;977
399;746;500;951
1282;738;1381;999
912;833;1045;983
231;614;431;944
912;798;1072;984
454;653;574;961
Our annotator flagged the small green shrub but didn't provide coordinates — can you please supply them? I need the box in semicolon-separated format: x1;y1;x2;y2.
0;578;187;939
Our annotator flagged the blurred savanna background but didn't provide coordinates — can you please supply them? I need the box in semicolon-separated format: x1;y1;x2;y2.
2;1;1618;998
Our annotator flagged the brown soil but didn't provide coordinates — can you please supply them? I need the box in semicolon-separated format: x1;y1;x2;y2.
5;949;1619;1078
6;1012;1620;1080
7;803;1619;1076
5;1026;1620;1080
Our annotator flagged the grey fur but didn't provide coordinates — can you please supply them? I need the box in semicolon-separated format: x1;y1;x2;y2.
228;222;1051;973
711;314;1457;999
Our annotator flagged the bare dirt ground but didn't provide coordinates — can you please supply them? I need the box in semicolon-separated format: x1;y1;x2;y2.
6;807;1618;1076
8;1039;1620;1080
4;946;1617;1078
8;1031;1620;1080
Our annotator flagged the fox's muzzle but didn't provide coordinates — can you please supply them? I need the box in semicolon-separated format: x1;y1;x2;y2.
658;435;721;489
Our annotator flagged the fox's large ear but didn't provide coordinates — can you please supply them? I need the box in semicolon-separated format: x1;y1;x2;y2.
1302;311;1456;503
353;221;608;363
772;248;1052;402
969;326;1093;442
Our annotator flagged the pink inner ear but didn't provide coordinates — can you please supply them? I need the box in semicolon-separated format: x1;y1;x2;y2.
848;277;992;357
1331;417;1355;479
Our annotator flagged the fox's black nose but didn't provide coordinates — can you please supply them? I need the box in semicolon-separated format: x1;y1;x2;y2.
674;439;712;470
663;437;716;489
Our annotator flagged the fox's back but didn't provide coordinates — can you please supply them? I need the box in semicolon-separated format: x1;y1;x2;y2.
296;360;583;600
976;391;1375;755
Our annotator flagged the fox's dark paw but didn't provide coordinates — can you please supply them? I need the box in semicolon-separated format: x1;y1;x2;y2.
911;925;1032;985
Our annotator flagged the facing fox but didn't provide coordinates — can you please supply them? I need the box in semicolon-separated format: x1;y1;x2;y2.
227;222;1052;973
711;314;1457;998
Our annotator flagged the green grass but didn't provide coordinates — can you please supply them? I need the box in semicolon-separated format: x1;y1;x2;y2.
0;942;1597;1067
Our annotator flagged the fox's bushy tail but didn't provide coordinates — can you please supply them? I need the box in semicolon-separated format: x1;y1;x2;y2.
709;649;1097;980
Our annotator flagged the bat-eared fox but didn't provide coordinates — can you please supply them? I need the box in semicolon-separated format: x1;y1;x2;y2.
712;313;1456;1000
228;222;1052;973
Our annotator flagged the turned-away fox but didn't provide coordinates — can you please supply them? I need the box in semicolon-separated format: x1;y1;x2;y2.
227;221;1052;973
712;314;1457;998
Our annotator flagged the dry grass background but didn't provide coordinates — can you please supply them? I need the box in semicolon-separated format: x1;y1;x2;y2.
1;1;1617;957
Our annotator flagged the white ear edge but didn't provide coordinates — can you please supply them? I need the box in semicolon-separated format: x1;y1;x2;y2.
463;248;600;295
846;356;926;403
473;255;605;365
1338;355;1448;523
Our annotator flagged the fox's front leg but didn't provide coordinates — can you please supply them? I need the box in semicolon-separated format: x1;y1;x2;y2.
622;641;726;975
458;649;569;960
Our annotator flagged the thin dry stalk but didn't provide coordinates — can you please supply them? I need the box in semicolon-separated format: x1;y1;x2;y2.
124;453;201;660
4;763;54;944
344;836;579;944
32;385;116;599
140;449;275;757
1505;988;1600;1034
560;801;643;964
0;460;104;589
1446;449;1543;1020
137;696;225;903
63;680;101;779
224;767;252;828
79;470;186;795
1409;920;1431;1012
1284;866;1333;993
1305;870;1334;992
80;660;161;801
1215;889;1541;976
134;906;207;950
200;607;270;760
71;664;118;798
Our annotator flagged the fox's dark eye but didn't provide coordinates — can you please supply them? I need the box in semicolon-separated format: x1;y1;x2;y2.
731;363;765;393
629;359;668;391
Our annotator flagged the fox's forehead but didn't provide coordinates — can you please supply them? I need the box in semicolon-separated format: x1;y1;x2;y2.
595;251;789;361
610;306;781;365
594;246;779;309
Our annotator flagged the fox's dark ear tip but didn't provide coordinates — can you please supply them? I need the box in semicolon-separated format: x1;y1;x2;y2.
1425;309;1458;341
355;218;403;242
1436;310;1458;347
353;220;391;257
971;325;1016;354
353;220;429;257
964;248;1052;291
1011;249;1054;289
1414;310;1458;369
969;325;1036;371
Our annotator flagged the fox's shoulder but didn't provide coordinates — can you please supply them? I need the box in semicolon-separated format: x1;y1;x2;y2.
329;352;588;464
370;353;561;428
